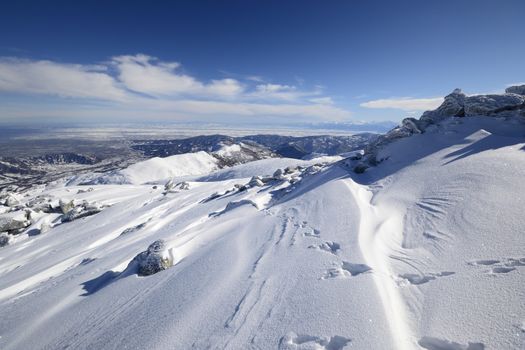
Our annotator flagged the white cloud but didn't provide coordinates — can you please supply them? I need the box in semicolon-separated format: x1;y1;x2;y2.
0;58;126;101
246;75;264;82
360;97;444;111
309;97;334;105
140;99;350;120
250;83;325;102
112;54;244;98
0;54;352;122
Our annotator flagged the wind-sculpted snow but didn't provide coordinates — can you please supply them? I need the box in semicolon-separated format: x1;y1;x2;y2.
0;116;524;349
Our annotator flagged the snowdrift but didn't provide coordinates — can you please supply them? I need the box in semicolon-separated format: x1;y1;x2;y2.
0;86;524;350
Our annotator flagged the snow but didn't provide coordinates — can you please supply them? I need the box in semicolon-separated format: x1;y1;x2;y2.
0;115;524;349
214;143;242;157
73;151;219;185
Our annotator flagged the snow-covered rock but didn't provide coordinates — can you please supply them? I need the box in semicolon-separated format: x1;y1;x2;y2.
248;176;264;187
464;93;524;116
61;201;104;223
505;84;525;95
0;232;10;247
273;168;284;178
133;240;173;276
26;196;57;213
0;193;21;207
179;181;190;190
59;199;75;214
420;88;466;124
164;179;176;192
164;180;191;193
0;211;30;233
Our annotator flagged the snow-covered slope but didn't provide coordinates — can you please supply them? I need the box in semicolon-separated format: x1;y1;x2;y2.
69;151;220;185
0;88;524;350
111;151;219;184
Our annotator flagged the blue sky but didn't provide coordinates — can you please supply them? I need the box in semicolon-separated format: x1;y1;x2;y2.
0;0;524;125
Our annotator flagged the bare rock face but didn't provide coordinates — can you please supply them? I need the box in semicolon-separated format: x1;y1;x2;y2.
134;240;173;276
505;84;525;96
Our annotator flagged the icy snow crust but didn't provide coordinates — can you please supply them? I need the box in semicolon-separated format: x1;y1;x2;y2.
0;117;524;349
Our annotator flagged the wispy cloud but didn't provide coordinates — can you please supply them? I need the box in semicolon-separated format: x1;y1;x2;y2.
309;97;334;105
360;97;444;111
112;54;244;98
0;54;349;122
250;83;323;102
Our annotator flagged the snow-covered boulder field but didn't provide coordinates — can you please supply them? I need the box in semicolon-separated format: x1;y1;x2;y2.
0;88;524;349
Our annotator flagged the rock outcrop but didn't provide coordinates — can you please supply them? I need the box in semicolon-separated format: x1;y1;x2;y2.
0;232;10;247
505;84;525;96
352;86;525;172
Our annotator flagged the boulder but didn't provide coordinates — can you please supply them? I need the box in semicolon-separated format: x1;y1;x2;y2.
77;187;94;194
61;201;103;222
59;199;75;214
248;176;264;187
234;183;248;192
505;84;525;96
164;179;176;192
354;163;369;174
261;176;274;184
284;166;297;174
5;195;19;207
0;193;20;207
0;232;10;247
134;240;172;276
26;196;56;213
306;165;322;175
272;168;287;181
0;211;31;233
40;222;51;234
